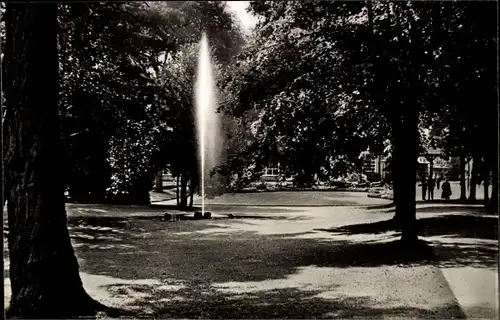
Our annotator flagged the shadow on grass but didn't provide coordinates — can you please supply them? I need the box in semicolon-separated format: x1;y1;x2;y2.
389;205;488;214
319;214;498;269
415;199;486;205
366;202;395;210
69;216;440;284
116;286;465;319
366;199;486;211
150;204;303;214
321;214;498;240
5;214;475;318
148;204;202;212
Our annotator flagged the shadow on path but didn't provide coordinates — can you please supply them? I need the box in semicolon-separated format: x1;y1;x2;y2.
320;214;498;269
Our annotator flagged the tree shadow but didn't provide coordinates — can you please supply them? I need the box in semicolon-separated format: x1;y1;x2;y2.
318;214;498;269
387;205;488;214
99;284;466;319
5;213;487;319
68;216;439;284
320;214;498;240
366;202;395;210
150;203;303;214
416;199;485;205
148;204;202;211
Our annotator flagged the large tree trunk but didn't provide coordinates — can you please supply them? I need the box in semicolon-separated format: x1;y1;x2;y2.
155;170;163;193
3;3;105;317
392;115;419;243
459;152;467;200
469;156;479;201
394;3;419;244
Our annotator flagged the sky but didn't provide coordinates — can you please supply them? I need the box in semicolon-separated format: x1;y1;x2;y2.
226;1;258;32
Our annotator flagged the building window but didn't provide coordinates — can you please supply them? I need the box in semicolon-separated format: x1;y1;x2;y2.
263;163;280;176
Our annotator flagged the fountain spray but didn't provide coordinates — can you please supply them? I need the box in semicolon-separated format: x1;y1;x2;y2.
195;33;219;214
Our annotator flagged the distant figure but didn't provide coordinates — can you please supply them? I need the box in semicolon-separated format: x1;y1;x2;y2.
436;175;442;190
441;179;452;200
427;177;435;200
421;177;427;201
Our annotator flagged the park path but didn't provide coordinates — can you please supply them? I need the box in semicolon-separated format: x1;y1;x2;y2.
3;191;498;318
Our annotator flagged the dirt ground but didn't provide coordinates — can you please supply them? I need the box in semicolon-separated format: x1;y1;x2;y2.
3;191;498;318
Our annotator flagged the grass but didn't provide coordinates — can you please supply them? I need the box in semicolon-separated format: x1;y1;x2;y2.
3;192;497;318
63;214;466;318
176;190;389;207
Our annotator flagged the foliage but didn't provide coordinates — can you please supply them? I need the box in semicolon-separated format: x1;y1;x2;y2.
55;1;244;203
156;2;244;202
221;1;393;184
420;2;496;161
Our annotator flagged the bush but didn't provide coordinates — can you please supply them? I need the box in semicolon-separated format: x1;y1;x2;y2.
256;182;267;190
365;172;381;182
293;173;315;188
105;120;162;204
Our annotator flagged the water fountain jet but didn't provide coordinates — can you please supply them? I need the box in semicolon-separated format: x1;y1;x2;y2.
195;33;220;215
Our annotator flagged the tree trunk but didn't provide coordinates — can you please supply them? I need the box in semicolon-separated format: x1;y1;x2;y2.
391;136;402;221
3;3;105;317
189;173;195;208
392;116;419;243
394;4;419;244
483;157;490;208
176;175;180;206
484;177;490;206
180;174;188;208
189;182;194;207
469;156;479;201
155;170;163;193
487;155;498;213
459;152;467;200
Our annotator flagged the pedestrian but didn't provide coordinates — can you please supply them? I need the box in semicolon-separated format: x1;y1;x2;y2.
441;178;452;200
427;176;435;200
436;174;442;190
421;177;427;201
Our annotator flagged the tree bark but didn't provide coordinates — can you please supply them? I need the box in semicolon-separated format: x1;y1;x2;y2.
459;152;467;200
3;3;105;318
155;170;163;193
394;3;419;244
469;156;479;201
392;114;419;243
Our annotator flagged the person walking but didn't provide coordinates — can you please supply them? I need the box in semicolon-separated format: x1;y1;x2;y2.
421;177;427;201
427;176;435;200
441;178;452;200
